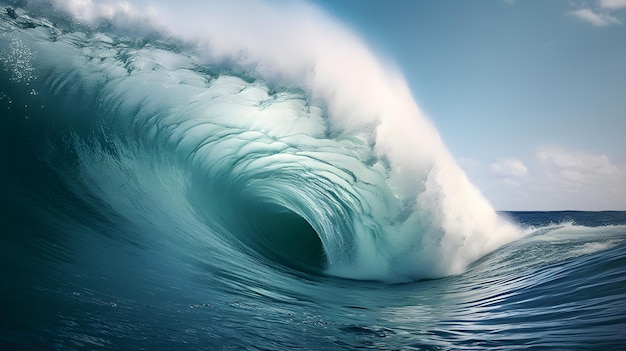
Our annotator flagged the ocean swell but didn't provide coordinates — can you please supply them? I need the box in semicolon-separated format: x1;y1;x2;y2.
1;1;520;282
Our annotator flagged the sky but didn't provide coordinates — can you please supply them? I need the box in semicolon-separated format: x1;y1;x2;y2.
310;0;626;211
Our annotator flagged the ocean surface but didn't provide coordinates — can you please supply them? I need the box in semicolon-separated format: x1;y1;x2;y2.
1;2;626;350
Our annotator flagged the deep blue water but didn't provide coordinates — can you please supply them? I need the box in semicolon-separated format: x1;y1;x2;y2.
1;3;626;350
503;211;626;228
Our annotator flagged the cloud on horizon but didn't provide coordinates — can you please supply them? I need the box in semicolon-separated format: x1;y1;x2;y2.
536;148;624;188
490;158;528;178
533;148;626;209
477;148;626;210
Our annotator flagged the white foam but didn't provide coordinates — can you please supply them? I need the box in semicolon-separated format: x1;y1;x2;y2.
571;240;620;256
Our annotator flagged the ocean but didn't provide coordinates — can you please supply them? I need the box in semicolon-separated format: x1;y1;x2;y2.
1;2;625;350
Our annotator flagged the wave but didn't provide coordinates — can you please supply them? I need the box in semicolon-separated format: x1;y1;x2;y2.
3;4;626;349
0;0;521;282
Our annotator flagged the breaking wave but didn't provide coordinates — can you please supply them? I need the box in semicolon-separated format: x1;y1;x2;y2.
1;0;520;282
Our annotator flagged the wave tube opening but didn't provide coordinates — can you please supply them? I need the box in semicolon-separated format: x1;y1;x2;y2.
237;200;326;275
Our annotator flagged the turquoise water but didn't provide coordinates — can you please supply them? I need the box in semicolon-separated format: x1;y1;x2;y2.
1;3;626;350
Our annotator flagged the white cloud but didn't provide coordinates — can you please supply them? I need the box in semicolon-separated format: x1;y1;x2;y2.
530;148;626;209
536;148;626;194
478;148;626;210
600;0;626;9
490;158;528;178
485;158;529;204
569;8;621;26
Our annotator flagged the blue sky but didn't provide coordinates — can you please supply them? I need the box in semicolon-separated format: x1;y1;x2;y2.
312;0;626;210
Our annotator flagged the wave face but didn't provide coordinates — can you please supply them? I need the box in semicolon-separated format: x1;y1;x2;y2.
2;2;625;350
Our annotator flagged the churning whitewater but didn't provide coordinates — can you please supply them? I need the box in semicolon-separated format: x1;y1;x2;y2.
2;1;626;350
